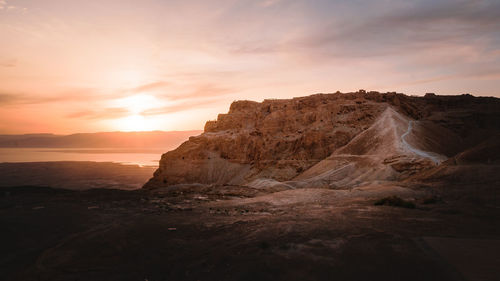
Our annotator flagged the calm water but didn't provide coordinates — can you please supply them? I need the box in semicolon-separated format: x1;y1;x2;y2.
0;148;165;166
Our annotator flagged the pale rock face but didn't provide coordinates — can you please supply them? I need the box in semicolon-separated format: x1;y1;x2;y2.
144;91;500;189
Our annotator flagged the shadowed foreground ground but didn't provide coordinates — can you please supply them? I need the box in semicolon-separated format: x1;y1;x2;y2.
0;162;157;191
1;173;499;281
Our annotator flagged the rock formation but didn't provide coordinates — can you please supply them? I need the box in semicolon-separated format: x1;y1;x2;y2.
144;91;500;189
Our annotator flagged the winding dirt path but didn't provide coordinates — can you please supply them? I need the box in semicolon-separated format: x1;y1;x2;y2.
401;121;446;164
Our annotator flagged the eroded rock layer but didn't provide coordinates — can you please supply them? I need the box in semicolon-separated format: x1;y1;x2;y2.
144;91;500;188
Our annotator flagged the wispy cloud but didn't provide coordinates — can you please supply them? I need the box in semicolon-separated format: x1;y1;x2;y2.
0;58;17;67
0;0;26;12
140;98;222;116
160;84;234;101
66;108;130;120
0;93;18;104
259;0;283;7
130;81;170;93
0;82;234;109
138;84;235;116
0;88;104;105
60;82;235;119
295;0;500;58
394;66;500;88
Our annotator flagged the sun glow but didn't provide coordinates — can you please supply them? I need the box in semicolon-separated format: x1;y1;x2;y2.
115;94;159;114
113;114;161;132
110;94;165;131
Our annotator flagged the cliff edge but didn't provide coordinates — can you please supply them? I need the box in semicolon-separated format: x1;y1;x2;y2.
144;91;500;189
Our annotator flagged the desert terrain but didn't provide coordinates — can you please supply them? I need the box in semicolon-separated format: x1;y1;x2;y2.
1;91;499;281
0;162;156;190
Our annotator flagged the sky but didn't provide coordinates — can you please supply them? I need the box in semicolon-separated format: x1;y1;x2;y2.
0;0;499;134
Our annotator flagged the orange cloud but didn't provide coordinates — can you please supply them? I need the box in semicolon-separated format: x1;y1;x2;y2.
66;108;130;120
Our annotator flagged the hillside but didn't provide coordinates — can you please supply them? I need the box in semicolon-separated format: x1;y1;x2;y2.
144;91;500;189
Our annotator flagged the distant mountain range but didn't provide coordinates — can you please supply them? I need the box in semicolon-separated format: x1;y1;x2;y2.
0;130;202;149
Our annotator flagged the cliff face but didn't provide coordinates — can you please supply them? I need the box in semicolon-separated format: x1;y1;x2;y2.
144;91;500;189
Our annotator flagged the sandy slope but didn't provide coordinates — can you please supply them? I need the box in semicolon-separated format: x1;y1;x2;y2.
285;107;445;189
401;121;447;164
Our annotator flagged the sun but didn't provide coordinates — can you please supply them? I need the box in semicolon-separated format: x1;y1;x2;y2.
110;94;164;131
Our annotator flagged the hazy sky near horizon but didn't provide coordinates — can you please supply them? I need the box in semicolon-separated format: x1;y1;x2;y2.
1;0;499;134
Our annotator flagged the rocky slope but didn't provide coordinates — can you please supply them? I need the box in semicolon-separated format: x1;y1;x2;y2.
144;91;500;189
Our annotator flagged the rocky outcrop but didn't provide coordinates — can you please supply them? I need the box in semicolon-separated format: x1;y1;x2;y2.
144;91;500;189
